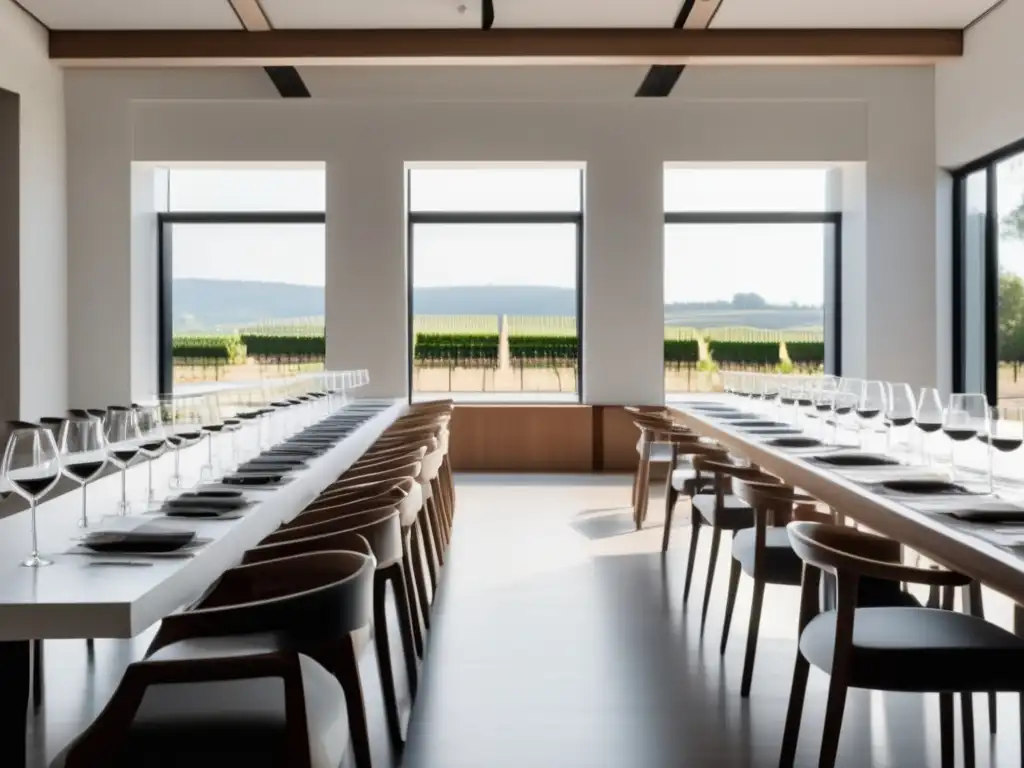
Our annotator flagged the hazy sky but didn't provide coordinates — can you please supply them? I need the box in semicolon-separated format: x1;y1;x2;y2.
170;166;830;305
997;157;1024;275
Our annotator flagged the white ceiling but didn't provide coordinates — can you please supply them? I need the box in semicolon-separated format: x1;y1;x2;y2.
260;0;481;29
711;0;1001;29
19;0;243;30
17;0;1003;30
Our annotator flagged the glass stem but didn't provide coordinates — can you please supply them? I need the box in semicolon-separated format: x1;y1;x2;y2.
207;434;214;465
81;483;88;527
29;499;39;560
147;459;154;501
950;442;957;482
174;446;180;477
988;440;995;494
120;467;127;515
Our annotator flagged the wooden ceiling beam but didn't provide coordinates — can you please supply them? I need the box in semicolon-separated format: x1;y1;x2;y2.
48;27;963;66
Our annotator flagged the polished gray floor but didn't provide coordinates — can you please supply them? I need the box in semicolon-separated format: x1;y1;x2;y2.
29;475;1024;767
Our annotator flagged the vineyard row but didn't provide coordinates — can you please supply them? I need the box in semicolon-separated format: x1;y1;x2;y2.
172;332;825;367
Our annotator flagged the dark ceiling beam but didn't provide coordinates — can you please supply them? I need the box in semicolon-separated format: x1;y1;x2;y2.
482;0;495;30
226;0;310;98
636;0;695;97
48;27;964;65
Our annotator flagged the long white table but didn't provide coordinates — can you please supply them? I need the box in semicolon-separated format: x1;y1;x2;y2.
0;398;404;766
668;396;1024;606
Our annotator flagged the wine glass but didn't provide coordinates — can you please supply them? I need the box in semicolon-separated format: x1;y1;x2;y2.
199;395;223;480
812;377;839;438
58;414;107;528
104;406;142;515
943;394;989;483
831;390;859;446
165;396;204;489
857;381;887;449
984;406;1024;493
2;423;61;567
885;382;916;453
217;392;244;471
915;388;944;465
136;402;168;509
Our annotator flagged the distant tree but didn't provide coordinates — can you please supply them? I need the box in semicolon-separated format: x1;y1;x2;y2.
731;292;767;310
1000;271;1024;362
1004;198;1024;240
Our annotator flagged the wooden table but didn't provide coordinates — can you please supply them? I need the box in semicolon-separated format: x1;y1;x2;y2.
669;398;1024;606
0;398;404;767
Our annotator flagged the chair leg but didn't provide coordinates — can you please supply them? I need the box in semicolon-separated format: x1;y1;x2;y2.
720;558;742;656
661;480;679;553
939;692;955;768
426;493;446;569
384;564;419;700
699;526;723;635
960;693;976;768
965;582;998;735
740;578;766;698
373;573;404;750
818;675;849;768
402;542;425;659
630;466;639;510
330;635;373;768
682;515;702;606
635;456;652;530
779;653;810;768
429;478;449;560
419;510;440;599
32;639;43;711
409;521;432;630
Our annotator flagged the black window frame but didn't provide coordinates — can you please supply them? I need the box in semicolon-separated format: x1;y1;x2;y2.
405;169;585;403
949;136;1024;403
156;210;327;397
662;210;843;378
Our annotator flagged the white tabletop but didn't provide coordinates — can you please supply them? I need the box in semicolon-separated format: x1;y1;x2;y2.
0;399;405;641
668;394;1024;604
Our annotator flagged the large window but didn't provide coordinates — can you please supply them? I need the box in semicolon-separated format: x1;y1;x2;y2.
407;166;583;402
663;168;840;395
158;167;326;394
953;145;1024;406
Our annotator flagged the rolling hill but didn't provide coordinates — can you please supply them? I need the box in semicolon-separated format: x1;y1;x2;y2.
172;278;822;332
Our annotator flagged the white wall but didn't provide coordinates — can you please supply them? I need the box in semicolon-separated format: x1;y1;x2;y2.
65;65;938;404
0;1;67;421
936;0;1024;168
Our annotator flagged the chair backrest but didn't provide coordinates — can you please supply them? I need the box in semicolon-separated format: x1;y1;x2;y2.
248;509;403;568
293;485;405;527
264;504;399;546
302;478;409;517
731;477;827;525
786;521;972;640
349;446;427;473
164;550;376;649
333;459;423;488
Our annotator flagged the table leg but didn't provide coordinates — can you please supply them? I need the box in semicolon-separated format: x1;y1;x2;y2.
0;640;29;768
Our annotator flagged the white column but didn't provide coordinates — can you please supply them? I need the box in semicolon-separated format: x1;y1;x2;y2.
325;153;409;398
130;165;165;400
583;150;665;405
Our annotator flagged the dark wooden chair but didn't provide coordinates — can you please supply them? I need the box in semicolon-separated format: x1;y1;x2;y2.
247;508;418;751
781;521;1024;768
661;440;728;553
625;407;698;531
685;457;780;633
58;551;373;768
